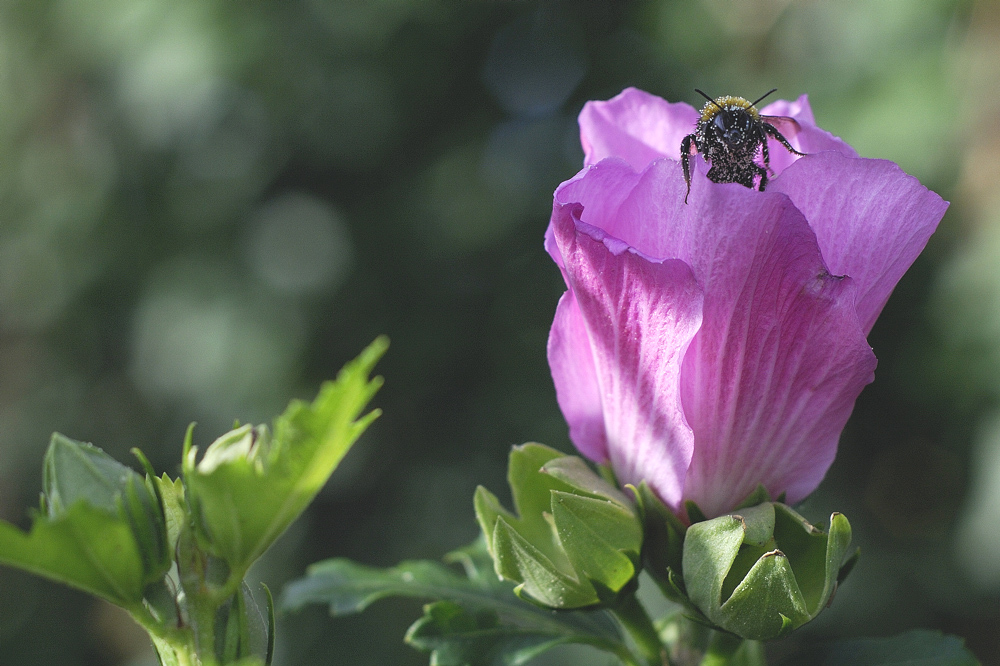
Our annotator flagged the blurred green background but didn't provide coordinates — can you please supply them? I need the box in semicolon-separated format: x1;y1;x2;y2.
0;0;997;663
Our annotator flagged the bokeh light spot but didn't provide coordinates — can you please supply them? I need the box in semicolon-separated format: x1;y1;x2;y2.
245;191;354;296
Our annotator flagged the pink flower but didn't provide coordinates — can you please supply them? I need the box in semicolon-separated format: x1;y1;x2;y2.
546;87;947;518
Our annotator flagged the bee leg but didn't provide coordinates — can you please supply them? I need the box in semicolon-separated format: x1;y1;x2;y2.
757;164;769;192
763;122;805;156
681;134;697;204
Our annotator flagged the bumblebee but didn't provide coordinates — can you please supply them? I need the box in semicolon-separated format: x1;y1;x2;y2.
681;89;804;203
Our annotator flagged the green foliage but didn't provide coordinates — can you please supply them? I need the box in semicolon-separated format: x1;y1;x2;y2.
788;629;980;665
473;444;642;609
0;340;386;666
184;336;387;573
682;502;853;641
0;434;169;606
282;538;634;666
0;496;148;606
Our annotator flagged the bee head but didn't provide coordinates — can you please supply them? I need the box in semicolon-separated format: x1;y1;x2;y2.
695;88;778;147
712;109;754;147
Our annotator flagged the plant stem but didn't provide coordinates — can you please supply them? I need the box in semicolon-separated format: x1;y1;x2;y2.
126;602;199;666
699;631;744;666
612;593;666;666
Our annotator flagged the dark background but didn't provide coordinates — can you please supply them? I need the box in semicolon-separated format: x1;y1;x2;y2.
0;0;997;664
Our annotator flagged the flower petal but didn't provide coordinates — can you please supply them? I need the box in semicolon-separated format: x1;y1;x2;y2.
550;200;704;508
579;87;699;169
546;158;645;271
771;152;948;333
760;95;857;177
554;158;877;516
547;289;609;463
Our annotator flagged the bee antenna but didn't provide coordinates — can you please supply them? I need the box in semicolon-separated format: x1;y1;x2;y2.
751;88;778;107
695;89;724;112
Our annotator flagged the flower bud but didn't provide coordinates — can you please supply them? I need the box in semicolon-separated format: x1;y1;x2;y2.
681;502;854;640
474;443;642;609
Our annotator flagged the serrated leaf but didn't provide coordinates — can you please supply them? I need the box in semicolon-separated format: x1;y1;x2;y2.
405;600;575;666
184;337;386;572
0;501;146;605
282;540;628;666
791;629;980;665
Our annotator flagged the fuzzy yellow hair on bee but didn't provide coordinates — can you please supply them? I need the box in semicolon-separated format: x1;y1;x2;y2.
699;96;760;123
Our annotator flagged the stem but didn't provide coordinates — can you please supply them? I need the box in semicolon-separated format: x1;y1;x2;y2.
699;631;744;666
611;593;666;666
125;602;199;666
189;588;221;666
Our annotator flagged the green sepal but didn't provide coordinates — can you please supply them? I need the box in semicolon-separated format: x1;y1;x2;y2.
733;485;772;511
493;517;597;608
632;482;686;577
282;538;629;666
716;550;810;639
550;491;640;600
682;502;854;641
541;456;633;507
155;473;186;558
685;500;708;525
183;336;387;573
473;443;643;610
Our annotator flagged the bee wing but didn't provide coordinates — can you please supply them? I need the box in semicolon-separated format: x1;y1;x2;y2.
761;115;801;135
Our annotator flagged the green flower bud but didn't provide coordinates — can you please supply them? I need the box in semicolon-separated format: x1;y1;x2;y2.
474;443;643;609
682;502;854;641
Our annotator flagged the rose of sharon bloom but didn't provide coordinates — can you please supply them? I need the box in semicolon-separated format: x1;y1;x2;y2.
546;87;948;518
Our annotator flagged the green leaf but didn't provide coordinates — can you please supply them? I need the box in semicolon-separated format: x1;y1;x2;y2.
282;539;627;665
184;336;387;572
404;600;577;666
0;501;146;605
0;434;172;605
790;629;980;665
44;433;140;515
